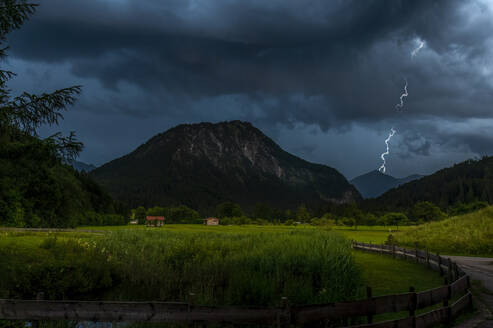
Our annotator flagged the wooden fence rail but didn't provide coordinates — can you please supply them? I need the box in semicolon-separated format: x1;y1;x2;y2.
0;242;472;327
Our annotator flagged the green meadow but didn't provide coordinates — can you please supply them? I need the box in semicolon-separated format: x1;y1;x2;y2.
397;206;493;256
0;225;443;306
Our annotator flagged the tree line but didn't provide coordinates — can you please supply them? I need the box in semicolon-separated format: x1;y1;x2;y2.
130;199;487;228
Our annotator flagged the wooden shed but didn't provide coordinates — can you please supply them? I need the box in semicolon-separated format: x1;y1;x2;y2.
203;217;219;226
146;216;165;227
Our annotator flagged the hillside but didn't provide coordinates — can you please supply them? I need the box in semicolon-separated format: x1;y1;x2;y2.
0;136;120;228
350;170;423;198
397;206;493;256
365;156;493;211
91;121;361;211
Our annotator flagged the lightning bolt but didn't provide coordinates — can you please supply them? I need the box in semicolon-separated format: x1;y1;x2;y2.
411;40;425;58
376;38;424;174
378;127;396;174
395;79;408;111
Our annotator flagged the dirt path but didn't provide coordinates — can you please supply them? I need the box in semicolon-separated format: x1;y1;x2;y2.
446;256;493;327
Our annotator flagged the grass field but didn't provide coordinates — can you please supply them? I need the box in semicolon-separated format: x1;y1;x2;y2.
0;224;444;308
397;206;493;256
1;229;363;305
335;225;409;243
76;223;405;244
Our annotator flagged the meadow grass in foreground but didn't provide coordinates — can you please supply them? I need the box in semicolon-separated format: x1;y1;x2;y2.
397;206;493;256
98;229;362;306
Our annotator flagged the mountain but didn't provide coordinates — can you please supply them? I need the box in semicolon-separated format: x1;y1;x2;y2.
71;160;97;172
365;156;493;211
350;170;424;199
91;121;361;211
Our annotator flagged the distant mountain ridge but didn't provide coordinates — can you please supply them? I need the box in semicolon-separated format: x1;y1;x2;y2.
71;160;97;172
365;156;493;210
91;121;361;211
350;170;424;199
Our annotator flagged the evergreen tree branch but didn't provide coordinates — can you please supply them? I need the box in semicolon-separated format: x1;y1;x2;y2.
0;1;37;37
3;86;81;135
45;131;84;162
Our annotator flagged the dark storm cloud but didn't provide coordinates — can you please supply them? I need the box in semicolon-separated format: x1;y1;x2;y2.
6;0;493;176
9;1;467;110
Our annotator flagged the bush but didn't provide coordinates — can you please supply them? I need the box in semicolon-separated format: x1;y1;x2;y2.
409;201;446;223
0;237;115;299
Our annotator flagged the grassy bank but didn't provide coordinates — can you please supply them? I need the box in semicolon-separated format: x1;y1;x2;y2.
397;206;493;256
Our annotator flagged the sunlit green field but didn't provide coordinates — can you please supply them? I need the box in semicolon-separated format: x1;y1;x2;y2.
76;223;406;244
397;206;493;257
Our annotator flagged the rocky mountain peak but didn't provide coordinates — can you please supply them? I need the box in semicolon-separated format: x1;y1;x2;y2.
92;121;361;210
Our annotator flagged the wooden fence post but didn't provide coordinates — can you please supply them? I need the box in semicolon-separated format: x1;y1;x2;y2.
188;292;195;313
409;286;417;328
31;292;44;328
279;296;290;328
443;279;452;325
447;258;453;282
454;262;459;281
438;254;444;276
468;291;474;311
415;243;419;263
366;286;373;324
392;243;395;258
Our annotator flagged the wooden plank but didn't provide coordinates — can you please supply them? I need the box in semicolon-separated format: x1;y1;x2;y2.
292;299;372;323
373;293;413;314
428;261;441;273
416;285;449;309
293;292;413;323
394;246;406;253
451;292;472;317
0;300;280;324
416;249;427;259
347;316;414;328
415;307;448;328
451;276;469;298
428;253;440;263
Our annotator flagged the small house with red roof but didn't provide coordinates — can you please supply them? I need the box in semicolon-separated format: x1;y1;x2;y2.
203;217;219;226
146;216;165;227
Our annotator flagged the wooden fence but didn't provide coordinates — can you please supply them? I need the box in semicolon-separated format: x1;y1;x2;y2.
0;242;472;327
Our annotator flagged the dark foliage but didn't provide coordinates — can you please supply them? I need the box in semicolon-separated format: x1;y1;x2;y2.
0;237;116;300
0;1;125;227
363;156;493;213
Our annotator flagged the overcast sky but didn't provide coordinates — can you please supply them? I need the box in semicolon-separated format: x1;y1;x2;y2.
5;0;493;179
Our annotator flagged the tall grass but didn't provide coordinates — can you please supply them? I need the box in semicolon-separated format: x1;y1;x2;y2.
95;229;363;306
397;206;493;256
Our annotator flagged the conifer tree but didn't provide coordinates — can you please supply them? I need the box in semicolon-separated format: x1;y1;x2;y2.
0;0;82;162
